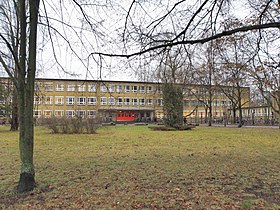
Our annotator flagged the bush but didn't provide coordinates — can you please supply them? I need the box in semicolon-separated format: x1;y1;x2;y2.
43;116;100;134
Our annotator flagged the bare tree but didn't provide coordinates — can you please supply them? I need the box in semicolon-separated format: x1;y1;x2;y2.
0;0;40;192
215;33;251;127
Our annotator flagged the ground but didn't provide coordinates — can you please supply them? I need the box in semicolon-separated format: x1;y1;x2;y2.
0;125;279;209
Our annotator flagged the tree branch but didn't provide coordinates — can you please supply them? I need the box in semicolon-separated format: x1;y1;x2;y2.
92;22;280;58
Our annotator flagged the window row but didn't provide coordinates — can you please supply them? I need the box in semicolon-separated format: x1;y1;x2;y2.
34;110;96;118
183;99;231;107
34;96;164;106
40;82;160;93
100;84;155;93
42;83;96;92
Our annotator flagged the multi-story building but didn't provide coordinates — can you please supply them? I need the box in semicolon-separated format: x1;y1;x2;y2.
0;77;251;123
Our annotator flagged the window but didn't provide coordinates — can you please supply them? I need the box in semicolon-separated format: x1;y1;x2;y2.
65;110;75;118
108;97;115;105
56;83;64;91
55;96;64;105
88;110;96;118
44;110;52;118
116;85;122;93
34;96;41;105
147;86;153;93
139;86;145;93
67;84;75;91
157;98;163;106
139;98;145;106
147;98;153;106
132;85;138;93
44;96;53;105
44;82;53;91
33;110;42;118
124;97;130;105
109;84;115;92
132;98;138;105
88;97;97;105
124;85;130;93
100;97;107;105
78;84;86;92
66;96;75;105
117;97;123;105
54;110;64;117
88;84;96;92
34;82;41;91
156;85;162;93
77;110;86;118
100;84;107;92
77;97;86;105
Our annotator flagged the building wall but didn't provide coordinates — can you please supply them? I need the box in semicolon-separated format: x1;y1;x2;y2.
0;77;251;123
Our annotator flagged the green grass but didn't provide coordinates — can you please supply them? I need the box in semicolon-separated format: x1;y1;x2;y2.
0;125;279;209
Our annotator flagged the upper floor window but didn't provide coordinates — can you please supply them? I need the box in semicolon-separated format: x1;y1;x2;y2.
116;85;122;93
124;85;130;93
132;85;138;93
78;84;86;92
147;98;153;106
34;82;41;91
88;97;97;105
56;83;64;91
157;98;163;106
139;86;145;93
132;98;138;106
88;84;96;92
117;97;123;105
66;96;75;105
108;97;115;105
109;84;115;93
124;97;130;105
34;96;41;105
55;96;64;105
100;97;107;105
67;84;75;92
147;86;153;93
139;98;145;106
44;82;53;91
156;86;162;93
44;96;53;105
100;84;107;92
77;97;86;105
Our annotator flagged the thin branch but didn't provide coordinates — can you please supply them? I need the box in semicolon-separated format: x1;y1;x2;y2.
92;22;280;58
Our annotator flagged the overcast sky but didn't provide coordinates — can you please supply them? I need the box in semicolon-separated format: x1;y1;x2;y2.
21;1;271;82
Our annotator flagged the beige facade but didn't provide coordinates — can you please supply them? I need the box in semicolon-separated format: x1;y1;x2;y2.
1;77;251;123
33;79;163;122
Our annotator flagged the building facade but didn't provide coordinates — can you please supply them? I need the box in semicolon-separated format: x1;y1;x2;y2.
1;78;251;123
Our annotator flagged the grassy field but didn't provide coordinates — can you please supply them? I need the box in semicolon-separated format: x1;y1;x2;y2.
0;125;279;209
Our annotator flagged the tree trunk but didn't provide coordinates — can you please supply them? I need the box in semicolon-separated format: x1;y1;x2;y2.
10;88;18;131
208;103;212;126
17;0;40;193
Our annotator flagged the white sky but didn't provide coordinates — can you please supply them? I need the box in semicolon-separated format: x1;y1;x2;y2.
31;0;268;81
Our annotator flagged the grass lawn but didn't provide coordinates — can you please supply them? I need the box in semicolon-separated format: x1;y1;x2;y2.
0;125;279;209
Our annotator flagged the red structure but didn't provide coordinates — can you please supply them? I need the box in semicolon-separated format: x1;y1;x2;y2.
116;111;136;121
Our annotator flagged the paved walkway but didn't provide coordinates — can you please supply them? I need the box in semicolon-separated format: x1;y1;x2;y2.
199;123;280;129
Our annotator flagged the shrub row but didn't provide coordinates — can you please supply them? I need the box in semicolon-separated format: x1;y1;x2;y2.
41;117;100;134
